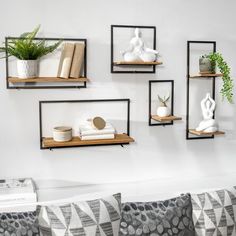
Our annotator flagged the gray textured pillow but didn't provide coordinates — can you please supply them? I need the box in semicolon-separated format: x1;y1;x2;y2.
120;193;195;236
37;193;121;236
192;186;236;236
0;211;39;235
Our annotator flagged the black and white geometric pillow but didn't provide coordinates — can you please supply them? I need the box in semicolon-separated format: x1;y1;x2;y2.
192;186;236;236
120;193;195;236
37;193;121;236
0;211;39;235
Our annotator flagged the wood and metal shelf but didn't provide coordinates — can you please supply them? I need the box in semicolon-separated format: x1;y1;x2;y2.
149;80;182;126
111;25;160;73
5;37;88;89
186;41;225;140
42;134;134;149
39;99;134;150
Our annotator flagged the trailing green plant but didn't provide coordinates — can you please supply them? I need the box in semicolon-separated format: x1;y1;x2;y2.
202;53;233;103
0;25;61;60
158;94;170;107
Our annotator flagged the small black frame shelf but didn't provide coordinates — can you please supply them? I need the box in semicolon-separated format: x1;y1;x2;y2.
149;80;181;126
186;41;223;140
5;37;88;89
39;99;134;150
111;25;160;74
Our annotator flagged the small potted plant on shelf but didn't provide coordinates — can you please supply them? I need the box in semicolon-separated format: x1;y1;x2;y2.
0;25;61;79
157;94;171;117
199;52;233;103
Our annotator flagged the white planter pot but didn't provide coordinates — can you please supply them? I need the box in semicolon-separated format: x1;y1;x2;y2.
157;106;170;117
17;60;38;79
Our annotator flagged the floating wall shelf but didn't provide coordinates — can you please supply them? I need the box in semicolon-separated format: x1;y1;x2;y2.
189;73;223;79
39;99;134;150
42;134;134;149
186;41;225;140
5;37;88;89
149;80;182;126
188;129;225;136
113;61;162;66
111;25;159;73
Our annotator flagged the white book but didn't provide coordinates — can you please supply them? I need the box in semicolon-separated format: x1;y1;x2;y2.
0;178;37;204
81;134;115;140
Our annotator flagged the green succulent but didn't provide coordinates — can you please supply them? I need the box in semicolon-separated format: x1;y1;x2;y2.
158;94;170;107
0;25;61;60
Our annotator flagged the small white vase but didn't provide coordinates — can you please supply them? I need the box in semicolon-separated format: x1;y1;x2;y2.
156;106;170;117
17;60;38;79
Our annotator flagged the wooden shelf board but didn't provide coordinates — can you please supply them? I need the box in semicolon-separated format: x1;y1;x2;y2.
189;73;223;79
113;61;163;66
8;77;89;83
189;129;225;136
42;134;134;148
151;115;182;122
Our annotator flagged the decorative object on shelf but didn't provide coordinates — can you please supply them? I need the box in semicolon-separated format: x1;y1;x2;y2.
186;41;225;140
199;55;214;74
79;119;116;141
199;53;233;103
0;25;61;79
53;126;72;142
70;43;85;78
196;93;219;133
91;116;106;130
111;25;161;73
149;80;182;126
39;99;134;149
57;43;75;78
122;28;158;63
156;93;171;117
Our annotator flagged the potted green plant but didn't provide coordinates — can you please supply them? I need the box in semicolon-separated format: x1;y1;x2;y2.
157;94;171;117
0;25;61;79
199;53;233;103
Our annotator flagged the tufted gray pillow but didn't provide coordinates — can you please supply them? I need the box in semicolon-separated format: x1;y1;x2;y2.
0;211;39;235
120;193;195;236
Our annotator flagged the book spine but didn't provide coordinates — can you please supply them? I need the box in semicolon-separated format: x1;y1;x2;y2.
57;43;75;79
70;43;85;78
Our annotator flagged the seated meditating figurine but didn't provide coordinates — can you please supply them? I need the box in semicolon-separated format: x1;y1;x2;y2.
122;28;159;62
196;93;219;133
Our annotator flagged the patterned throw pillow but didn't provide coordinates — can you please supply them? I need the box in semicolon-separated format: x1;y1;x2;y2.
120;193;195;236
192;186;236;236
37;193;121;236
0;211;39;235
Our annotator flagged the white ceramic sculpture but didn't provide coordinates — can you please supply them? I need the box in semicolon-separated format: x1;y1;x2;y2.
196;93;219;133
122;28;158;62
156;93;171;117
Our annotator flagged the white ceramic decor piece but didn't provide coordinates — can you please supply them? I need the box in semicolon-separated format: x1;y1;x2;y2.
53;126;72;142
122;28;158;62
156;93;171;117
157;106;170;117
17;60;38;79
196;93;219;133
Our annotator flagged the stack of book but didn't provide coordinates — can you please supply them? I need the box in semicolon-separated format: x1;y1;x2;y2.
0;178;37;210
57;42;85;79
79;121;116;140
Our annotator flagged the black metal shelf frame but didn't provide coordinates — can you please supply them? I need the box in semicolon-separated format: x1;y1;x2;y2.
5;37;87;89
111;25;156;74
39;98;131;149
186;41;216;140
149;80;174;126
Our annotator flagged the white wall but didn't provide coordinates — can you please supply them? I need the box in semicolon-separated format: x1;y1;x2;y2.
0;0;236;197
